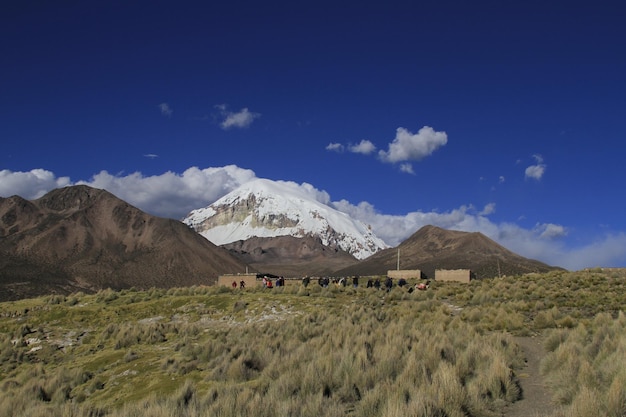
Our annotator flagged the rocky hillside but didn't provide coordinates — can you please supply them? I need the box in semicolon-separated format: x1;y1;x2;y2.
222;235;359;277
333;225;562;279
0;185;248;301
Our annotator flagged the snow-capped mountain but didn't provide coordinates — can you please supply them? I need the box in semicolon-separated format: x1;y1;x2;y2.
182;179;389;260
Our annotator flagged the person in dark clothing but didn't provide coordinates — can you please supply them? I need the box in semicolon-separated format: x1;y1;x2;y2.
385;277;393;292
366;278;373;288
398;278;407;287
352;275;359;288
240;280;245;289
374;279;381;290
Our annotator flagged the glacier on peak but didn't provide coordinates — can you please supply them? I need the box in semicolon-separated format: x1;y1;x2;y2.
182;178;388;260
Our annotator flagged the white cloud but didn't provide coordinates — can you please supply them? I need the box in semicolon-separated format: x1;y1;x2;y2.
158;103;173;117
329;126;447;170
326;143;344;152
217;105;261;130
348;140;376;155
499;176;505;183
0;169;71;199
525;165;545;180
479;203;496;216
399;163;415;174
76;166;256;218
144;154;159;159
535;223;567;239
378;126;448;164
556;233;626;269
2;165;625;271
525;154;546;180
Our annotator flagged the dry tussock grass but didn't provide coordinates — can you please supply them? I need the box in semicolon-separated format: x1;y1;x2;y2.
0;269;625;416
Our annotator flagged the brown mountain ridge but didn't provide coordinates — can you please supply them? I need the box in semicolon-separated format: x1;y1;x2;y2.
1;185;563;301
0;185;248;301
333;225;562;279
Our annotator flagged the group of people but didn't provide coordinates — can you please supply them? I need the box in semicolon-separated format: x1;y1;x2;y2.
308;275;430;292
261;276;286;288
364;276;400;292
313;275;360;288
231;280;246;289
364;277;430;292
232;275;430;291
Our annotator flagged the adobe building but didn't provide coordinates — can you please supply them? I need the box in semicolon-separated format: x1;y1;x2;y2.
387;269;423;280
435;269;472;283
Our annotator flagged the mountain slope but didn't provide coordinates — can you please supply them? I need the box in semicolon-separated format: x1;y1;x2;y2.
221;235;359;277
183;178;388;260
0;185;248;301
334;225;562;279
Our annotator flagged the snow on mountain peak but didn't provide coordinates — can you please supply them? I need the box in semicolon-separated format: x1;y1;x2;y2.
182;178;388;260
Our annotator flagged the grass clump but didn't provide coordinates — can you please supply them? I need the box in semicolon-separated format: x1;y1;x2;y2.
540;311;626;417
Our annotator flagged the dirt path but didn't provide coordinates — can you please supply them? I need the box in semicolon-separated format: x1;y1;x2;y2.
504;336;559;417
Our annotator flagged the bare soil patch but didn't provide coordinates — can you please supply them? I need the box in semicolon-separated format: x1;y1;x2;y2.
505;335;559;417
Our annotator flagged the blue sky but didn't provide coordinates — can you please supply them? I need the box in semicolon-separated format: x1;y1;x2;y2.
2;1;625;270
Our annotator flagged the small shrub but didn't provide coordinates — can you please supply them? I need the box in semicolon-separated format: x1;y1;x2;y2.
46;294;65;305
124;350;139;362
533;310;556;329
544;329;569;352
606;372;626;417
64;296;79;306
233;300;247;313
